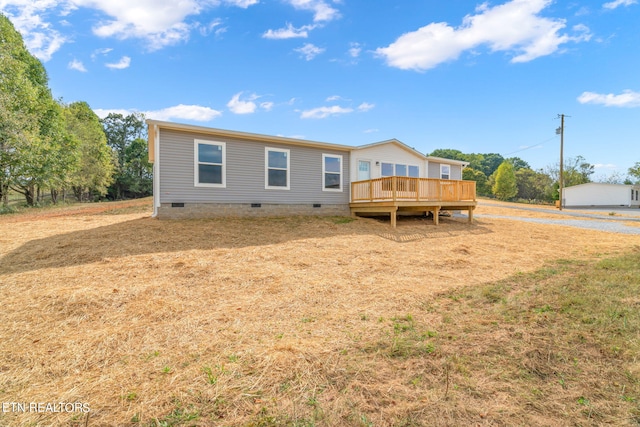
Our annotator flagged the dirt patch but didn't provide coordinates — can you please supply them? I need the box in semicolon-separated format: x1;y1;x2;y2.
1;199;639;426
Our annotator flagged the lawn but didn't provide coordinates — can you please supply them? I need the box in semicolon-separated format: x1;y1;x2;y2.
1;199;639;426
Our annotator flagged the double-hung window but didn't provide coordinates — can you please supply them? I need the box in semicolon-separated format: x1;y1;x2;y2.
265;147;290;189
194;140;225;187
323;154;342;191
440;164;451;180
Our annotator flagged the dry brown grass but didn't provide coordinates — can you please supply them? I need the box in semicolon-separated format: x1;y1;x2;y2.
1;199;640;426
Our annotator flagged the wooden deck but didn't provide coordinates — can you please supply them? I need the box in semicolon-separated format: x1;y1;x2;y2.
350;177;477;227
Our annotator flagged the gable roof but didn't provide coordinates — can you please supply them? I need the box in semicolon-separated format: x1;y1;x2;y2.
425;155;469;167
354;138;427;159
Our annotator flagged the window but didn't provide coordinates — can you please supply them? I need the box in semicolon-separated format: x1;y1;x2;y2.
323;154;342;191
382;162;419;177
265;147;290;189
194;140;225;187
381;162;394;177
440;164;451;180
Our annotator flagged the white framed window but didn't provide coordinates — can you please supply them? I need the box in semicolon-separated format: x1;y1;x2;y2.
265;147;290;189
381;162;420;177
194;139;225;187
440;164;451;180
395;164;407;176
323;154;342;191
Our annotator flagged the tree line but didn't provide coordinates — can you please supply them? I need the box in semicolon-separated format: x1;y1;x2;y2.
1;15;151;209
430;149;640;203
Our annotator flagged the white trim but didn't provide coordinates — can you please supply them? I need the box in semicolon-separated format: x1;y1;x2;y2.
322;153;343;192
440;164;451;180
265;147;290;190
194;139;226;188
152;125;160;217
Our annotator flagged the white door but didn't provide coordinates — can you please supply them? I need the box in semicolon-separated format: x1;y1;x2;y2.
357;160;371;181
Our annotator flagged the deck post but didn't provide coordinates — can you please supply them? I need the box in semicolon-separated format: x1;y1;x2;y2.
391;209;397;228
468;206;474;223
433;207;440;225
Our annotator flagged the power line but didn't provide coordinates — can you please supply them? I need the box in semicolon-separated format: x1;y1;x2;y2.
504;135;557;156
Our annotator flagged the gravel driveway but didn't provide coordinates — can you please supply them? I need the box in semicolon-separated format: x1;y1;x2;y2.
473;201;640;235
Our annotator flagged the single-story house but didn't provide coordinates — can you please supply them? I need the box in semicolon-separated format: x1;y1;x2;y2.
147;120;476;224
563;182;640;208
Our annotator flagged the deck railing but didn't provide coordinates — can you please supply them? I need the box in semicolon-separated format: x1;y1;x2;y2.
351;177;476;203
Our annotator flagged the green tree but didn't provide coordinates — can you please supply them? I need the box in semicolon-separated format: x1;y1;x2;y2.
515;168;553;202
546;155;594;191
63;102;115;201
506;157;530;171
480;153;505;177
463;167;490;196
428;149;468;161
492;161;518;201
1;15;39;206
101;112;151;199
1;14;77;206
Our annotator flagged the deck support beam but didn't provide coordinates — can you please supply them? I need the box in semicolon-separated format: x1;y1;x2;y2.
350;201;476;228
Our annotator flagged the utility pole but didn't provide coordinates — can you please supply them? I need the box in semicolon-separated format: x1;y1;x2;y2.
556;114;566;210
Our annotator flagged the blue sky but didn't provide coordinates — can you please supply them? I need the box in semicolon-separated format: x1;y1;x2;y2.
2;0;639;179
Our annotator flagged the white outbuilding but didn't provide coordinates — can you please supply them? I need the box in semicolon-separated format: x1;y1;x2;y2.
563;183;640;208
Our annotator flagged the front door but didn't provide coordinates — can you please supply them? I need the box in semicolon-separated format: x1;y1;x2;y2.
357;160;371;181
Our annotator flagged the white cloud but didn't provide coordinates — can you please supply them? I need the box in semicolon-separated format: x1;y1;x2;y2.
295;43;324;60
1;0;67;61
577;90;640;107
348;42;362;58
262;23;314;39
105;56;131;69
93;108;134;118
146;104;223;121
227;92;272;114
227;92;258;114
326;95;342;101
68;59;87;72
197;19;225;37
357;102;375;112
284;0;340;22
94;104;222;121
594;163;617;169
91;47;113;59
376;0;591;71
603;0;637;10
224;0;259;8
1;0;261;58
300;105;353;119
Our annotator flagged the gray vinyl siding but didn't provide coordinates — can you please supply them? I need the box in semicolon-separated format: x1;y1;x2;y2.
427;162;463;180
158;129;350;204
